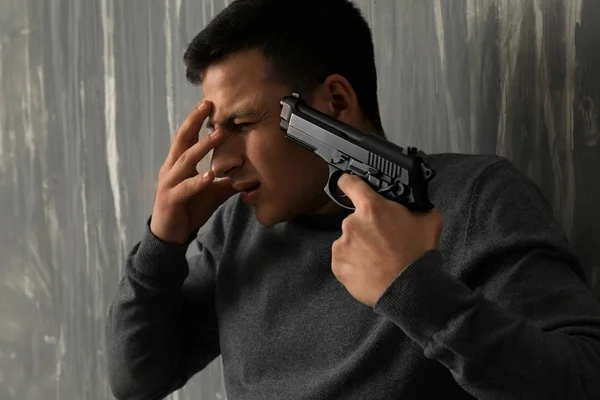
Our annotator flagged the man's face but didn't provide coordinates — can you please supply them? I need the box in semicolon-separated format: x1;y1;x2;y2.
203;49;340;226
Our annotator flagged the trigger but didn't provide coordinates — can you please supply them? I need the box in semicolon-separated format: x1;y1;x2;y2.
324;166;355;210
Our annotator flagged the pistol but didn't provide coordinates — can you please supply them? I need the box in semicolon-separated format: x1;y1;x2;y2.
279;93;435;211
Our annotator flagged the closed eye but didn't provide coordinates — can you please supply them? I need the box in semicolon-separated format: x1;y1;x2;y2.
209;121;256;136
230;122;254;133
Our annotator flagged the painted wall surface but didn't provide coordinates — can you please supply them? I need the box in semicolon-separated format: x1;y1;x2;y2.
1;0;598;398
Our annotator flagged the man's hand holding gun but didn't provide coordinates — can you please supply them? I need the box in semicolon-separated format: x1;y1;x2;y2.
279;93;442;308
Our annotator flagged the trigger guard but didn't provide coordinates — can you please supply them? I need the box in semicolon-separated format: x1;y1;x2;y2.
324;166;355;211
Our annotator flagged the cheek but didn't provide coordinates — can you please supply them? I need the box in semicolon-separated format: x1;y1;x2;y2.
288;154;331;198
249;131;329;197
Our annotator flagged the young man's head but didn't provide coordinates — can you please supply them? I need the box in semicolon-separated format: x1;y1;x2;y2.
183;0;383;226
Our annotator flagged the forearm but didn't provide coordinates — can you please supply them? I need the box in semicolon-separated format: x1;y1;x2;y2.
106;223;193;400
374;250;600;399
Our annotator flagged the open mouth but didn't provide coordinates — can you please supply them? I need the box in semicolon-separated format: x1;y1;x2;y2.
240;183;261;204
243;183;261;193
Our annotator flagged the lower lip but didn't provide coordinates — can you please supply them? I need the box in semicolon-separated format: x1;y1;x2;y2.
241;186;260;204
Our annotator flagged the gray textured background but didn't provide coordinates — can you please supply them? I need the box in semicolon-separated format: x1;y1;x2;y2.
1;0;599;399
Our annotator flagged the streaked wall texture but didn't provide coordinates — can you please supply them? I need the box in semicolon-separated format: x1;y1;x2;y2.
1;0;598;398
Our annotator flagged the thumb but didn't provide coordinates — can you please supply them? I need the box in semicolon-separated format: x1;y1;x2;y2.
337;173;378;209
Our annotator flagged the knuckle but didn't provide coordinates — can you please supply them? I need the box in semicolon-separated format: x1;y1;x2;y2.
331;238;341;253
185;135;198;148
331;263;340;276
331;239;343;257
331;257;341;274
158;164;169;177
341;217;352;231
156;184;171;200
332;260;345;279
192;174;204;190
204;134;218;148
158;168;173;184
189;141;205;159
178;149;189;164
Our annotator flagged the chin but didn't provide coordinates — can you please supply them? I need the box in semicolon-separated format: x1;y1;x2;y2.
251;202;278;227
251;188;330;226
254;209;283;227
252;201;301;227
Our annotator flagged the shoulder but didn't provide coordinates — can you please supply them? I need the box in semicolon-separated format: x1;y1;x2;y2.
428;152;551;213
424;153;522;217
424;152;552;212
425;152;511;187
426;152;573;265
425;152;569;253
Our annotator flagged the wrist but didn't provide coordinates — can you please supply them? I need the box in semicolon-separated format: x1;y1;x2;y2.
149;216;189;245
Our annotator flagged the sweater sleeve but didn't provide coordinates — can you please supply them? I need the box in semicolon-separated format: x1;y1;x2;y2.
373;159;600;399
106;207;229;400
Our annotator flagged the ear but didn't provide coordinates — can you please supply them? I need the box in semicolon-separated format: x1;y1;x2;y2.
310;74;360;126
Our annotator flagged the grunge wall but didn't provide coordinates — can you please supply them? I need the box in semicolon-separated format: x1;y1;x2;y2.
1;0;598;398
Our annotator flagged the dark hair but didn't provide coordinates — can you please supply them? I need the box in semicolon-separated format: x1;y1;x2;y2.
183;0;384;136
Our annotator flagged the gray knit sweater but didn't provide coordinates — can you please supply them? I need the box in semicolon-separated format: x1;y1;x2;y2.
106;153;600;400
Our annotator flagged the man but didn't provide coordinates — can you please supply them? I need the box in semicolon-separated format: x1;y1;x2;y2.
106;0;600;399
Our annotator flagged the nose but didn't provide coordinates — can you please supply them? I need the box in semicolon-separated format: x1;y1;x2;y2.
210;134;245;178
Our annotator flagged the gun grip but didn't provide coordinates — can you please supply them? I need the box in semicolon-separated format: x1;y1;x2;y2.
324;166;356;211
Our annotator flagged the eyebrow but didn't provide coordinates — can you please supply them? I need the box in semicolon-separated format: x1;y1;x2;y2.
207;109;263;131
